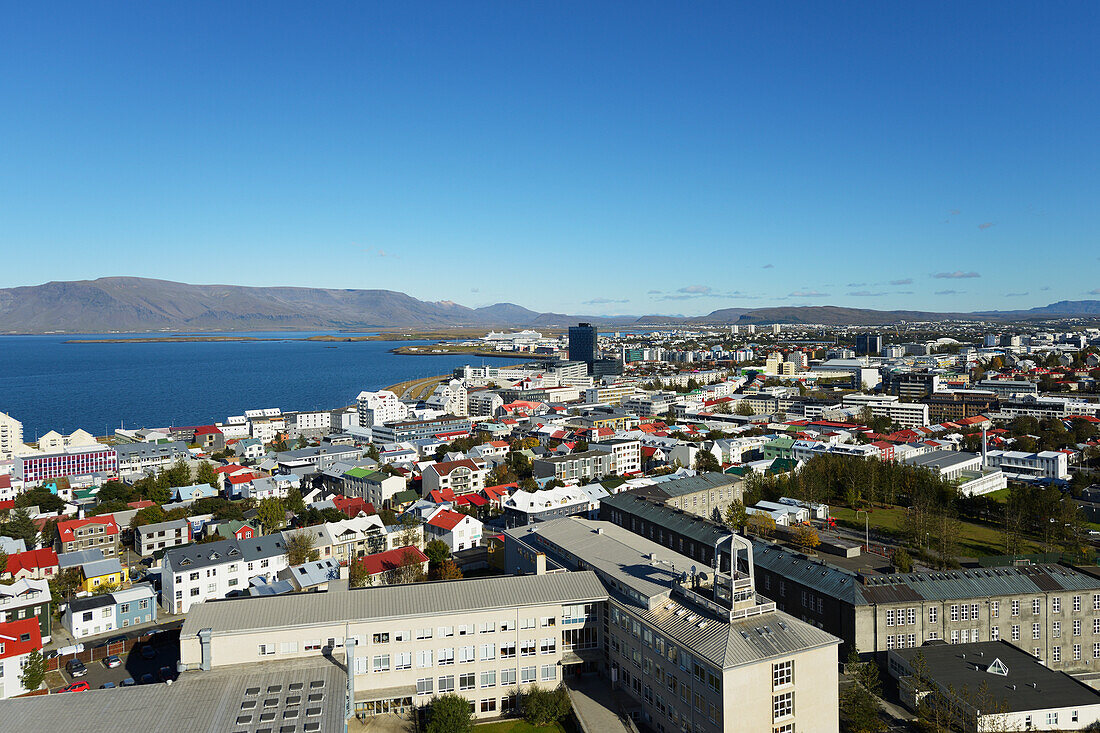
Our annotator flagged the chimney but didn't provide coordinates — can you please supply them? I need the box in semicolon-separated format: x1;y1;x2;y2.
981;427;988;469
535;553;546;576
344;632;357;722
198;628;212;671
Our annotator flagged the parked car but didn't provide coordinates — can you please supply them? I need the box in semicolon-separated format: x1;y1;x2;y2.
104;655;122;669
140;673;155;684
99;682;117;689
59;682;90;693
66;659;88;677
158;666;176;682
140;645;157;659
121;677;136;687
106;635;128;646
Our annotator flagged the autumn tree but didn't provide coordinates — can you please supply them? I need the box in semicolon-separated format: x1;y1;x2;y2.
792;525;820;554
285;530;320;565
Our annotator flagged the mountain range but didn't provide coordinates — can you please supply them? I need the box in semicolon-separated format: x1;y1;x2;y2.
0;277;1098;333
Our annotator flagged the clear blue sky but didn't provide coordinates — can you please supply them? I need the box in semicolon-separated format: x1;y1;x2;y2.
1;2;1097;316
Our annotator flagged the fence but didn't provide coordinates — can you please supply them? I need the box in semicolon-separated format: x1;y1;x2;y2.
45;630;162;672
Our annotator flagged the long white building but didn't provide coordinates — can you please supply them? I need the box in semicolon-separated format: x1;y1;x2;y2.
356;390;409;428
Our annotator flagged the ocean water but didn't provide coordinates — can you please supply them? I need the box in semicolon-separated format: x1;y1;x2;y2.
0;332;488;438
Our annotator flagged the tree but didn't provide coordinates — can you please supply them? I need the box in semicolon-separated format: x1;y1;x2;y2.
892;547;913;573
0;549;7;580
3;508;38;546
285;530;320;565
92;580;121;596
130;505;166;529
256;497;287;532
396;515;422;548
96;480;135;504
15;487;64;514
430;559;463;581
424;693;473;733
424;539;452;566
724;500;749;533
385;549;426;585
19;649;46;692
792;525;820;553
50;567;83;601
164;458;194;487
747;512;776;539
735;401;754;416
196;461;218;488
285;488;306;516
694;449;721;473
349;558;370;588
522;684;573;725
841;645;885;733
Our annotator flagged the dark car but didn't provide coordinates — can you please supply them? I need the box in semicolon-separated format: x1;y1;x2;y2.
140;673;155;684
106;635;128;646
140;645;157;659
121;677;136;687
66;659;88;677
99;682;117;689
158;665;176;682
104;654;122;669
59;682;90;693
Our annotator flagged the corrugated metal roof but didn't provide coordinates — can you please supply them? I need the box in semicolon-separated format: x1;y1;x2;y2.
603;493;731;547
752;543;867;606
0;658;345;733
183;572;609;637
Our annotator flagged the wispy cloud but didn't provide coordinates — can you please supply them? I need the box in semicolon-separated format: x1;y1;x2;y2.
1040;286;1051;291
789;290;829;298
935;289;964;295
978;222;995;230
583;297;629;305
949;209;961;216
1004;292;1029;297
848;291;886;297
933;271;980;279
647;289;662;295
470;288;479;293
890;278;913;285
678;285;712;295
847;282;867;288
1090;288;1100;295
658;294;702;301
762;263;774;269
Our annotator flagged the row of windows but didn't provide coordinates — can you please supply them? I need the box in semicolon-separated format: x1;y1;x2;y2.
916;596;1100;626
414;665;556;695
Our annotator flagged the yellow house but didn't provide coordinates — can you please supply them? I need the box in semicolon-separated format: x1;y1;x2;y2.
80;558;129;593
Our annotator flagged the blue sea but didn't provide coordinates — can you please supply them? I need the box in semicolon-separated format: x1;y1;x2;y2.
0;332;490;438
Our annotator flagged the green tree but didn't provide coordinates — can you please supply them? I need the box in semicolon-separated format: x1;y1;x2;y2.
349;559;369;588
892;547;913;573
285;530;320;565
196;460;218;488
0;549;7;580
724;500;749;532
256;497;287;532
735;401;754;416
92;580;121;596
285;488;306;516
164;458;194;487
424;693;473;733
694;449;721;473
19;649;46;692
49;567;83;601
130;505;166;529
96;480;135;504
522;685;572;725
15;487;64;514
3;508;38;546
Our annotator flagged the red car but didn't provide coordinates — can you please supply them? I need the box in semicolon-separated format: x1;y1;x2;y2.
58;682;90;693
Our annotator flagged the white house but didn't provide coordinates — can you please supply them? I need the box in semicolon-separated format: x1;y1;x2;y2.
161;534;288;614
421;459;488;497
0;617;41;698
356;390;408;428
423;509;483;552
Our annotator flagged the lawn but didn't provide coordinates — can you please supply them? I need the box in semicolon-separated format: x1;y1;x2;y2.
475;721;571;733
830;504;1045;558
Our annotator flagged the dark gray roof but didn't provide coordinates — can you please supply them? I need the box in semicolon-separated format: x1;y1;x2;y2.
68;594;114;612
0;657;346;733
602;492;731;547
164;539;245;572
635;471;740;499
893;641;1100;714
114;440;190;459
752;541;1100;607
183;571;609;637
239;533;286;561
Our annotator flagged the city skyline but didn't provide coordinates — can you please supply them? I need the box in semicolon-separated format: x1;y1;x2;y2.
1;3;1098;314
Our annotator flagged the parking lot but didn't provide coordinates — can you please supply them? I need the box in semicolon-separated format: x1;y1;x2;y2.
54;627;181;692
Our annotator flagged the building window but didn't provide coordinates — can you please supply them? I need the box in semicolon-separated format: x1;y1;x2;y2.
1053;647;1062;663
438;676;455;693
1012;625;1020;641
950;605;958;621
773;660;793;689
258;644;275;656
1053;598;1061;613
459;673;475;691
541;665;556;681
1054;621;1061;637
1033;599;1041;615
928;607;937;624
1074;620;1082;636
1012;600;1020;617
1033;623;1041;639
991;626;999;641
480;671;496;688
773;692;794;721
521;666;537;684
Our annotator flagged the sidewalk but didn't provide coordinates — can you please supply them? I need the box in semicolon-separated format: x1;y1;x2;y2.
46;610;185;651
565;675;639;733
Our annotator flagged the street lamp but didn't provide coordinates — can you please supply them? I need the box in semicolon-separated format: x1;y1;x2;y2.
855;508;870;550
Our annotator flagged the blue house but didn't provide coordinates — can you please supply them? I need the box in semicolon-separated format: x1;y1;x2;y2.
171;484;219;503
111;584;157;629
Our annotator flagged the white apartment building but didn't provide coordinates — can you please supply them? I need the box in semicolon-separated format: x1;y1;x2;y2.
588;438;642;475
162;535;289;614
984;450;1070;481
357;390;409;428
290;410;331;433
0;412;23;461
423;509;483;552
426;380;469;417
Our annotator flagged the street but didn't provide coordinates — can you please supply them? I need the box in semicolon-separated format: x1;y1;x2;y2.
53;627;181;692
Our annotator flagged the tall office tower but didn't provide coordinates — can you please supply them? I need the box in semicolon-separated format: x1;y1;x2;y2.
568;322;596;366
855;333;882;356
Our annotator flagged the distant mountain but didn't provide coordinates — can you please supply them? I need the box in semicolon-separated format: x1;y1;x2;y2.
973;300;1100;319
1;277;1097;333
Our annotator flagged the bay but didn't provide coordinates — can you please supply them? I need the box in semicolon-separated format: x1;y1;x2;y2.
0;332;486;438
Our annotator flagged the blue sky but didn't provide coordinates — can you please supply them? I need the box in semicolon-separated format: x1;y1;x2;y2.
1;2;1097;316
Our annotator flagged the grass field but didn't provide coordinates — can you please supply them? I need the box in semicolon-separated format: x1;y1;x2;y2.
475;721;571;733
830;504;1045;558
